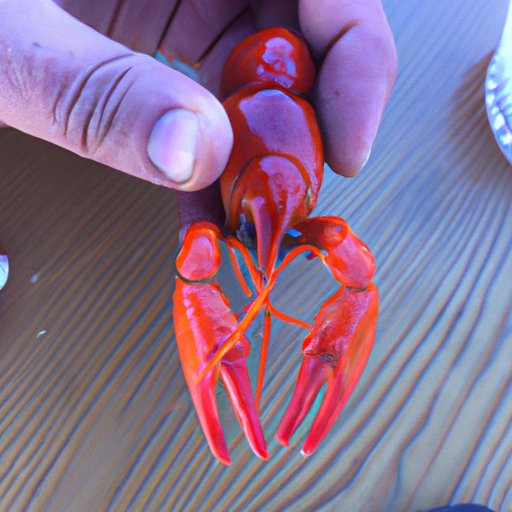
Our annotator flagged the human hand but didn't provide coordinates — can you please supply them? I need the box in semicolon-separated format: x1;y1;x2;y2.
0;0;235;191
0;0;396;197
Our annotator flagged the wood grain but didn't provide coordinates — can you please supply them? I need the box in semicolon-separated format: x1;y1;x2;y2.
1;0;511;511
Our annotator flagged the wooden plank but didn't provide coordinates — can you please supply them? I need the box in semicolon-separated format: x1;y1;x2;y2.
0;0;511;510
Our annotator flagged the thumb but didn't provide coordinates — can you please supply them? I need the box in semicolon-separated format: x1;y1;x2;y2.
0;0;233;191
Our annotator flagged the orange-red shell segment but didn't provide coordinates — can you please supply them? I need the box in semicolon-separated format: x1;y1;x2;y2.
290;217;376;288
176;223;222;281
174;280;244;368
220;86;323;229
221;27;316;97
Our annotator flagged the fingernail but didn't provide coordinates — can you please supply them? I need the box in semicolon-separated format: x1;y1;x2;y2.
360;146;372;171
148;109;198;183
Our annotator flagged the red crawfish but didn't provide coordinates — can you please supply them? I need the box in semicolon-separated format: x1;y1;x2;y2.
173;28;378;465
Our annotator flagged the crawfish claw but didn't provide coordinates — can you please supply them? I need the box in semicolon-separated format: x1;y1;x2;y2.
174;278;268;464
173;222;268;464
187;344;268;465
276;284;378;455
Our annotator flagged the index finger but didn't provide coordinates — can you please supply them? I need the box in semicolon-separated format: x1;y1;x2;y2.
299;0;397;176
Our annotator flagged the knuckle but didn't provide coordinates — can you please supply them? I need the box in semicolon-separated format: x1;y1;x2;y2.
53;53;140;156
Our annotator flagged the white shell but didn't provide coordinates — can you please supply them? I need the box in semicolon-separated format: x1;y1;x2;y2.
0;254;8;290
486;1;512;163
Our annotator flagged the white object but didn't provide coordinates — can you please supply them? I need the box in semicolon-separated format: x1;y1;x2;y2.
486;0;512;163
0;253;8;290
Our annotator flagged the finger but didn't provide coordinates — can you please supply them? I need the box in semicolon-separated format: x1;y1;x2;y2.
198;9;256;97
0;0;232;191
56;0;180;55
159;0;250;66
299;0;397;176
250;0;299;30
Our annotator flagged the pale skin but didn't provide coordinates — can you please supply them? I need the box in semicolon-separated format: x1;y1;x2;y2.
0;0;397;224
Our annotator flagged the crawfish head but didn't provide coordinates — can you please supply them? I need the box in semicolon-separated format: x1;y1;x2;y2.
172;28;378;465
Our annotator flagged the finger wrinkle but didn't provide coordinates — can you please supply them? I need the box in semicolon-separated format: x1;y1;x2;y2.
54;52;137;154
195;6;251;64
161;0;249;65
57;53;134;137
105;0;123;38
156;0;182;56
197;11;254;96
88;67;136;155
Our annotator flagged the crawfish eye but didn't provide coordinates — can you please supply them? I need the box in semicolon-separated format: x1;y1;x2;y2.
286;228;301;238
236;214;257;250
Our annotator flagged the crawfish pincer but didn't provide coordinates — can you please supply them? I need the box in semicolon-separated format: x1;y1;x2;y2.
173;28;378;464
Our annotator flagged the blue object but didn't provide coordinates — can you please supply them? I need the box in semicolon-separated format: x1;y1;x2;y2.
424;504;494;512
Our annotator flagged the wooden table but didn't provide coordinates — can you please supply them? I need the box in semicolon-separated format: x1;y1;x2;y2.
1;1;511;510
